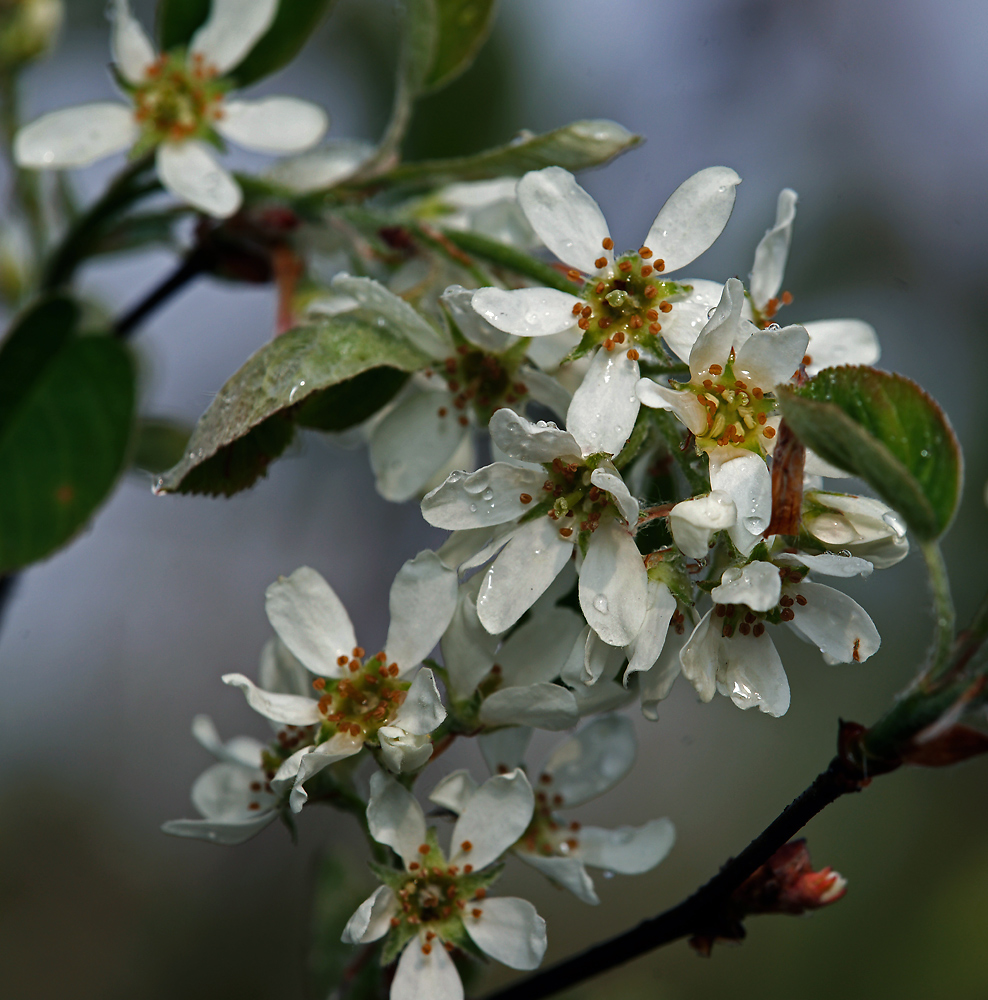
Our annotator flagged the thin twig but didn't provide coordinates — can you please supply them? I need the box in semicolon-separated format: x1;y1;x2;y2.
112;247;212;339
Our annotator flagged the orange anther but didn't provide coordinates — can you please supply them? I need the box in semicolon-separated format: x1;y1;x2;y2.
519;493;532;504
602;237;614;250
639;246;653;258
594;256;608;269
627;349;640;360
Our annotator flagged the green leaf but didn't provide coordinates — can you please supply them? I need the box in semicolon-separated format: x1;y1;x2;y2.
0;300;136;572
90;211;182;259
157;0;209;51
372;119;642;190
157;313;431;496
777;366;962;541
423;0;498;93
295;367;409;432
131;418;193;474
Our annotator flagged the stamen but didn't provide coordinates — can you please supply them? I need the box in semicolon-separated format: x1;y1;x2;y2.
594;256;608;269
602;237;614;250
639;246;653;258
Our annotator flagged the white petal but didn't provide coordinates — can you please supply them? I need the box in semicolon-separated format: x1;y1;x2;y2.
191;714;264;768
397;937;464;1000
216;97;327;154
289;734;364;811
161;813;275;845
625;580;677;678
189;0;277;75
258;637;311;697
15;103;137;169
367;771;426;867
110;0;156;84
429;770;478;814
590;465;638;527
541;714;635;806
221;673;321;725
265;566;356;677
583;628;613;685
688;277;745;379
268;139;374;192
803;491;903;545
527;327;582;370
775;550;874;578
735;323;809;390
521;364;572;419
579;521;647;646
378;728;435;773
645;166;741;273
421;462;546;530
638;629;686;715
573;818;675;874
479;728;533;775
342;886;398;944
679;611;719;702
476;519;573;633
517;852;599;904
566;348;640;457
669;491;737;560
391;668;446;734
635;379;707;435
472;286;580;338
844;534;910;570
718;630;790;716
749;188;797;310
440;577;498;699
709;449;772;536
803;319;880;376
497;607;586;686
450;770;534;870
443;285;517;351
787;581;881;664
570;675;636;716
190;761;270;821
464;897;547;970
658;278;725;363
517;166;610;272
386;552;458;673
803;448;853;480
479;683;580;730
156;141;241;218
489;407;581;463
710;561;781;612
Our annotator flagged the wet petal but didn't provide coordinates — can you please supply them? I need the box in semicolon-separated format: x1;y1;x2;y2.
659;278;724;363
638;629;686;715
710;561;781;612
367;771;427;867
590;462;638;526
342;885;398;944
289;734;364;812
787;580;881;664
625;580;677;678
488;408;580;464
636;379;707;435
221;673;321;725
216;97;327;153
735;323;809;390
645;166;741;273
541;714;636;806
450;770;535;869
803;319;880;376
688;277;745;378
669;490;737;560
775;550;874;578
749;188;797;310
479;683;579;730
526;327;582;370
566;348;640;457
517;166;610;272
156;141;241;218
718;630;790;716
472;286;580;338
15;103;137;169
392;933;463;1000
679;610;719;702
429;769;478;814
464;897;547;970
110;0;156;84
579;521;647;646
517;852;598;904
189;0;278;75
391;668;446;734
443;285;516;351
709;449;773;537
378;728;434;773
422;462;547;530
386;552;458;672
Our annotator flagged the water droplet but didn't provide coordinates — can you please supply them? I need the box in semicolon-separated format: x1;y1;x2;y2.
448;471;463;483
376;317;386;327
602;870;615;879
482;488;494;501
920;449;929;458
882;511;907;537
469;503;478;513
593;595;609;613
525;312;539;324
742;515;763;533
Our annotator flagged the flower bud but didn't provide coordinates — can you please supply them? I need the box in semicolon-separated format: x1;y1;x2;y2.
0;0;63;68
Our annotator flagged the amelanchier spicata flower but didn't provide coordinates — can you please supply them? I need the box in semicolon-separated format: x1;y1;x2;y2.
342;770;546;1000
472;164;741;410
637;277;809;554
680;549;881;716
223;552;457;809
801;490;909;569
431;716;675;905
422;398;648;646
14;0;328;217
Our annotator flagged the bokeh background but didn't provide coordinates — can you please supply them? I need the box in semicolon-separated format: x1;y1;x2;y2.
2;1;988;997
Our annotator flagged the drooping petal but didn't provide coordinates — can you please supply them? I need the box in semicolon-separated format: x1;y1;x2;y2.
638;629;686;716
449;770;535;870
583;628;612;685
590;462;638;526
268;139;374;192
479;728;533;774
15;103;138;169
421;462;547;530
190;761;270;821
367;771;427;867
497;607;586;686
265;566;356;677
471;286;580;338
718;630;790;716
749;188;797;310
644;166;741;273
221;673;321;725
709;449;773;537
109;0;156;84
774;550;874;578
710;561;781;612
258;636;311;697
191;714;264;768
429;769;478;814
625;580;677;678
735;323;809;390
442;285;516;352
688;277;745;379
541;714;636;806
517;166;611;272
386;552;458;673
679;611;719;703
464;896;547;970
566;348;640;457
517;852;599;904
488;407;581;463
342;885;399;944
658;278;725;363
156;141;242;218
787;581;881;664
669;490;736;560
635;379;707;435
476;518;573;634
802;318;880;376
189;0;278;75
803;491;904;545
288;734;364;811
440;577;498;699
393;932;463;1000
378;729;435;773
161;812;275;845
216;97;327;154
391;668;446;734
579;521;647;646
479;683;580;730
573;818;675;873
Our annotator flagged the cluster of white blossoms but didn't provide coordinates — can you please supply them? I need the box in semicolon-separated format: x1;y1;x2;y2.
164;162;899;998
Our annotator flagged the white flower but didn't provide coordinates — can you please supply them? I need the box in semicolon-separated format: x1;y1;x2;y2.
223;552;457;807
668;490;737;560
161;715;282;845
431;715;675;905
342;770;546;1000
802;490;909;569
267;139;376;192
637;277;808;554
422;398;647;645
471;165;741;402
14;0;327;217
423;177;541;251
680;553;880;716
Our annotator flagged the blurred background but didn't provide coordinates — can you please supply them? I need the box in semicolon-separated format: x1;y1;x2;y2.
2;0;988;996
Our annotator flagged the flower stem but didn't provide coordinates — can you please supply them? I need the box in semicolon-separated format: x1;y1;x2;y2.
920;539;956;686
